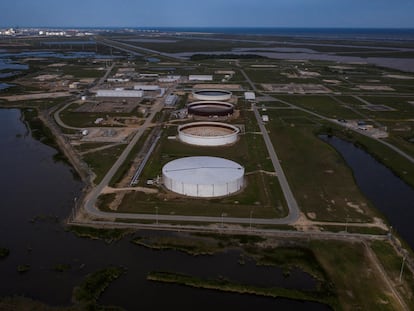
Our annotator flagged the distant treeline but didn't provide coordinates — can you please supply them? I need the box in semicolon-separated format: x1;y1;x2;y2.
190;54;268;61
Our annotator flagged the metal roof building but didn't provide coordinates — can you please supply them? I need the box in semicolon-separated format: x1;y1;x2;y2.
134;85;160;91
189;75;213;81
96;89;143;98
244;92;256;101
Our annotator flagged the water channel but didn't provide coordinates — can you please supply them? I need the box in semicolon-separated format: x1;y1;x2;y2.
320;135;414;249
0;108;330;310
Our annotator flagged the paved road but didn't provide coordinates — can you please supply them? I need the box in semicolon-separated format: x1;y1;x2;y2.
274;97;414;164
69;218;387;242
97;37;183;61
83;100;164;218
240;66;300;222
252;103;300;223
78;64;301;225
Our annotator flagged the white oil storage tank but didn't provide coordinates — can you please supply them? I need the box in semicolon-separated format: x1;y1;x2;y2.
178;122;239;146
162;156;244;198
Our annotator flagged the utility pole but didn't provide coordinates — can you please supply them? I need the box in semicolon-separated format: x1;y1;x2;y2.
399;256;406;283
345;215;349;233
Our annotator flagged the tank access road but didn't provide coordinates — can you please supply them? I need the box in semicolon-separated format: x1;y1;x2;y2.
78;102;301;225
73;38;302;227
76;38;402;228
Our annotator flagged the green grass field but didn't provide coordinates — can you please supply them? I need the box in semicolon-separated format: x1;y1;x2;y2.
266;114;377;222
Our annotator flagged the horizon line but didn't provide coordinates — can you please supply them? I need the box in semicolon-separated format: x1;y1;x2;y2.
1;25;414;30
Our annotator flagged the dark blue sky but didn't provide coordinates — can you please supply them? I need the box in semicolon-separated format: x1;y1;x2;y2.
1;0;413;28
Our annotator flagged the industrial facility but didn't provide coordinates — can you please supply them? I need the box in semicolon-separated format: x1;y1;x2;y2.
162;156;245;198
188;75;213;81
178;122;239;146
192;89;232;101
96;89;143;98
187;101;234;117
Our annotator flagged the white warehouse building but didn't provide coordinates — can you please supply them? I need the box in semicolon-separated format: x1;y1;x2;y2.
162;156;244;198
134;85;160;91
189;75;213;81
96;89;143;98
244;92;256;101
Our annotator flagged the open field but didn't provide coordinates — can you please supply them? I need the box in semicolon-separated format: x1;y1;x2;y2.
82;144;126;184
265;112;379;222
310;240;403;311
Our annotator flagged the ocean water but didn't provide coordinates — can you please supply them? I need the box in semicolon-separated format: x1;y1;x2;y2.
131;27;414;41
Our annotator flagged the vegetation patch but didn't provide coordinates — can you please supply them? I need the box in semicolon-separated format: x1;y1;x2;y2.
82;144;126;184
72;266;125;307
310;240;402;311
267;120;375;222
96;193;117;211
131;235;222;256
22;108;67;163
17;264;31;273
147;271;335;308
371;240;414;310
67;225;133;243
109;128;151;187
53;264;72;272
0;247;10;259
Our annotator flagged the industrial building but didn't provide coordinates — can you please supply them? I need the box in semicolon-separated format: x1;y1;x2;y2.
107;78;130;83
158;75;181;83
139;73;159;78
134;85;160;91
96;89;143;98
178;122;239;146
162;156;244;198
164;94;178;106
189;75;213;81
244;92;256;101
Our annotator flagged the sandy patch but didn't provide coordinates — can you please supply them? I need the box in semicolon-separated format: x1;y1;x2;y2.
384;74;414;80
346;201;364;214
261;83;332;94
81;127;136;143
323;79;341;84
34;74;60;81
293;213;321;231
0;92;70;101
358;85;394;91
48;63;67;67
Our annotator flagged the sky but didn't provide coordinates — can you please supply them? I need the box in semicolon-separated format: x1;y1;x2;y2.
0;0;414;28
